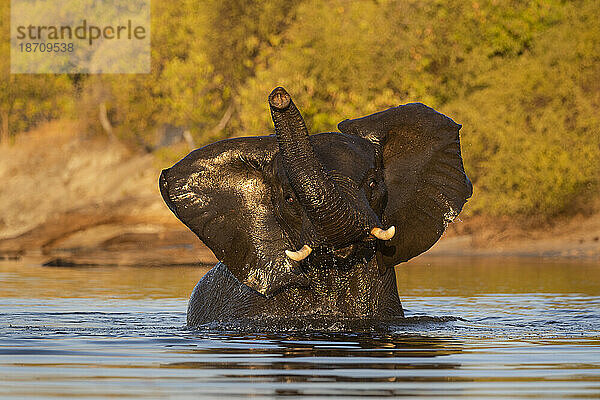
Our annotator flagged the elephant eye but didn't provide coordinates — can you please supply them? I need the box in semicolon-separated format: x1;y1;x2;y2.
285;194;295;204
369;179;377;189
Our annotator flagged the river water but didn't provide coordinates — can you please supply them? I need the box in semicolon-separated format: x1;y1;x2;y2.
1;258;599;398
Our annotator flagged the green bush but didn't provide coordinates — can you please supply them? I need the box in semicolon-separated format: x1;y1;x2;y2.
3;0;598;220
0;2;74;140
445;1;600;216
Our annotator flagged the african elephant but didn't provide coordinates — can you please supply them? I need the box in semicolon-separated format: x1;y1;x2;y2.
159;87;472;326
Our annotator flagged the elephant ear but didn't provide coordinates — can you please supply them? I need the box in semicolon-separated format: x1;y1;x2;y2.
160;136;309;297
338;103;472;268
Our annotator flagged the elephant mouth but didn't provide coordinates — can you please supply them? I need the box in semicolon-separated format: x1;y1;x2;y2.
305;240;377;269
332;244;357;259
331;236;376;258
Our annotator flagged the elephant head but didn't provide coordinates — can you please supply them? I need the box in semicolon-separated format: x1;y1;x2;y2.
160;87;472;297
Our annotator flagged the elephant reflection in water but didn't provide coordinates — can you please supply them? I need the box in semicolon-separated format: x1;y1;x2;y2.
159;87;472;326
164;333;463;380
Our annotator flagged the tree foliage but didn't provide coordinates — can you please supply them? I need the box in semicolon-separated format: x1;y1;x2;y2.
0;1;73;141
4;0;599;218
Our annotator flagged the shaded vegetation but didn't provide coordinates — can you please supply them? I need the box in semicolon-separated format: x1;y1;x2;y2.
2;0;598;220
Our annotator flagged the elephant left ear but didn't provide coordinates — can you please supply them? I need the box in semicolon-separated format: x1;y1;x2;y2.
338;103;473;268
160;136;309;297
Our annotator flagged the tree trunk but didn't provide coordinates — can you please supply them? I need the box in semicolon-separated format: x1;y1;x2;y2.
99;102;116;141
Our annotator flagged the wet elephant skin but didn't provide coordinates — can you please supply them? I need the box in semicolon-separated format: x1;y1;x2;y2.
159;87;472;326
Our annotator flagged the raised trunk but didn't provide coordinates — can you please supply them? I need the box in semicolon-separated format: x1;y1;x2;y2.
268;87;372;247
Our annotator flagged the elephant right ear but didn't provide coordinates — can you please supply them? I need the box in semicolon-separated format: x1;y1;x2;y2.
338;103;473;268
159;136;308;297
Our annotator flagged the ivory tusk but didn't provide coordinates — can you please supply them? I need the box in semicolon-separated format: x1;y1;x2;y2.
285;245;312;261
371;226;396;240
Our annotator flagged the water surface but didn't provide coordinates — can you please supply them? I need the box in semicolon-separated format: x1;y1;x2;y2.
1;258;599;398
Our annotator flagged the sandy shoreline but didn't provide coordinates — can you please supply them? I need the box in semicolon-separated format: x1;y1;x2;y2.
2;220;598;267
